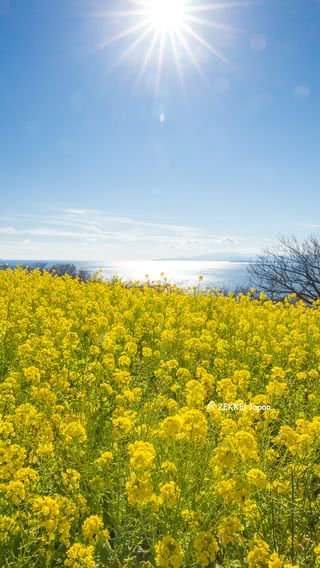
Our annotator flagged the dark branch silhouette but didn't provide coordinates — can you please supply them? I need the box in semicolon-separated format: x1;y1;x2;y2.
0;261;91;282
248;235;320;304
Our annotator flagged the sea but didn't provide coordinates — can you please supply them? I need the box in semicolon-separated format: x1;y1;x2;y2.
3;260;252;290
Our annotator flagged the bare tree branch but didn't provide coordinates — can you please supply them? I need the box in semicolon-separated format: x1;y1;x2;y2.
248;235;320;304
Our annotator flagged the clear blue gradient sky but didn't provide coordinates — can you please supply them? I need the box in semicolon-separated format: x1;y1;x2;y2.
1;0;319;260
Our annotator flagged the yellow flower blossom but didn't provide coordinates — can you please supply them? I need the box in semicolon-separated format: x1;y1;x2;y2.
0;269;320;566
128;441;156;471
159;481;180;508
247;535;270;568
247;468;268;489
60;421;87;445
95;451;113;465
185;380;205;407
126;472;154;506
82;515;109;542
218;516;243;545
155;535;183;568
193;531;218;566
64;543;95;567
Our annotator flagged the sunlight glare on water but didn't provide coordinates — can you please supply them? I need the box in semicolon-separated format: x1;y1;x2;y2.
89;260;251;289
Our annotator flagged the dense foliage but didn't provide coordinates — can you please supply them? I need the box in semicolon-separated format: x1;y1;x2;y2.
1;269;320;567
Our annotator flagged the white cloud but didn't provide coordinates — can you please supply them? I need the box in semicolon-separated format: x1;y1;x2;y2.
64;208;101;216
221;236;239;245
294;84;310;99
0;209;241;260
0;227;17;234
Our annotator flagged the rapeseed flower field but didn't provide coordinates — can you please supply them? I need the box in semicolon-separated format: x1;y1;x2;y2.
1;268;320;567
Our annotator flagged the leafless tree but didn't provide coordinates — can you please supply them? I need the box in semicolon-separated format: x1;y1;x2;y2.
248;235;320;304
0;262;92;281
50;263;91;282
50;263;79;278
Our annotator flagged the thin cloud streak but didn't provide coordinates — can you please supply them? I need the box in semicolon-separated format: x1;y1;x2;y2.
0;209;241;257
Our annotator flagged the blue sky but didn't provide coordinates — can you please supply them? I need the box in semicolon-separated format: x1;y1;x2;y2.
1;0;320;260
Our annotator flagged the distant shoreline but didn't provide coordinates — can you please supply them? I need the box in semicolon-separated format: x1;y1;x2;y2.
154;259;252;263
1;258;254;265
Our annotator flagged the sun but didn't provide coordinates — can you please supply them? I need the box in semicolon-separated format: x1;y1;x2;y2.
146;0;187;33
98;1;246;92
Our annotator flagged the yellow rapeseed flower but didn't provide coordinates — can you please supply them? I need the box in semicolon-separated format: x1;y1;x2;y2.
155;535;183;568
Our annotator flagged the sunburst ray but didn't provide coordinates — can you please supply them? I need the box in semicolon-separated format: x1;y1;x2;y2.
175;28;204;79
134;31;160;87
99;20;151;50
187;1;250;13
127;0;151;5
97;9;147;18
116;25;154;64
184;14;243;34
182;21;230;64
169;31;186;96
155;32;166;94
94;0;248;93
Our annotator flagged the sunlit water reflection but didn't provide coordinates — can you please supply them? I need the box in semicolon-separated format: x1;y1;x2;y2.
81;260;251;290
4;260;252;290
